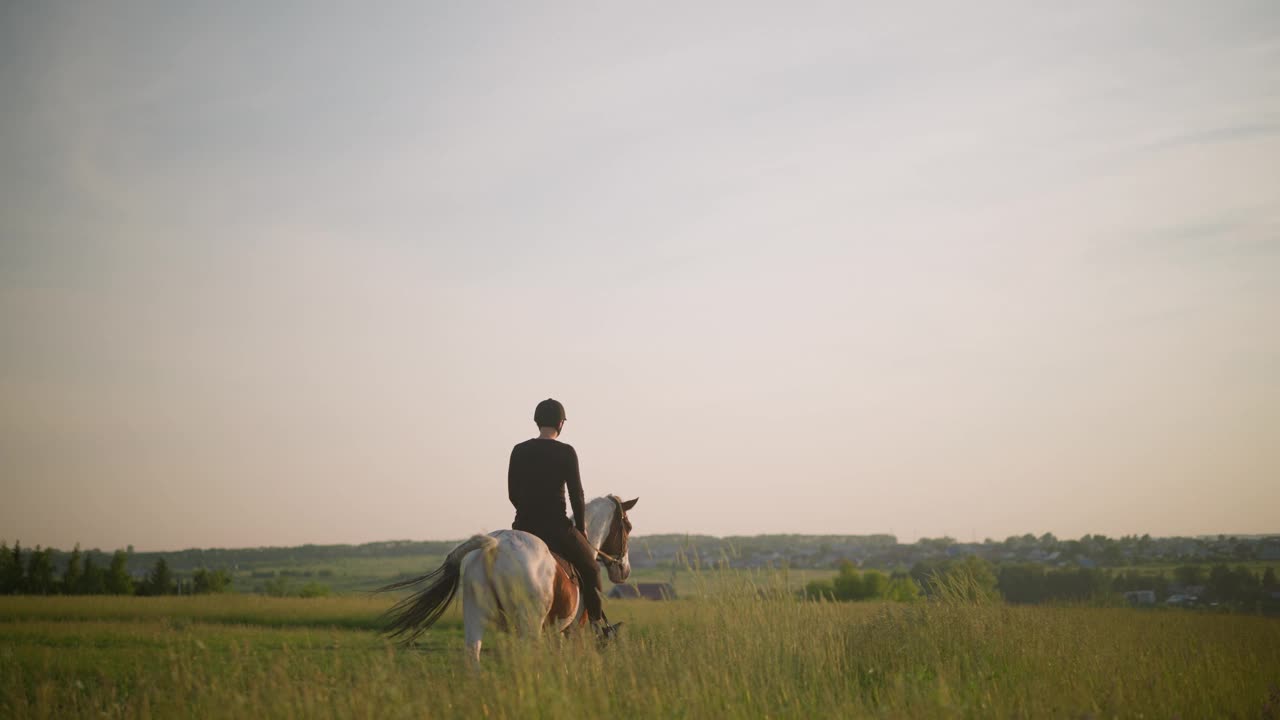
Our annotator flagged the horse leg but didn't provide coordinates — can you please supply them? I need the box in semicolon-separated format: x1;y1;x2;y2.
462;574;490;665
500;573;545;640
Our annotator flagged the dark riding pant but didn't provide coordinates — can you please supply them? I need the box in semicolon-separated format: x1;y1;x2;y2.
514;520;603;622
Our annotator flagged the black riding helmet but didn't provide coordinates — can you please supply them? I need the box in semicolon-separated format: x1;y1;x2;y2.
534;398;566;428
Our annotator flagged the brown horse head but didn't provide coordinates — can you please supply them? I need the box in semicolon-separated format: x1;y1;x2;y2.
599;495;638;584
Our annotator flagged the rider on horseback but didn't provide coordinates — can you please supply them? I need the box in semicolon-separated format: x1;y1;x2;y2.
508;398;615;637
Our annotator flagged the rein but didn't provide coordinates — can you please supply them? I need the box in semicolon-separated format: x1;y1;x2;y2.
595;548;623;567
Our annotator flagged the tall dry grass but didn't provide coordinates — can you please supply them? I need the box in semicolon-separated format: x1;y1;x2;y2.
2;579;1279;719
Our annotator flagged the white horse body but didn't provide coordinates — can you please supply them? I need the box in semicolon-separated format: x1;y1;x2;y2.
380;495;635;663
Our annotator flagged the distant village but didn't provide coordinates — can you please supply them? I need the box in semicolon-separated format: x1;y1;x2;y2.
7;532;1278;578
625;532;1280;571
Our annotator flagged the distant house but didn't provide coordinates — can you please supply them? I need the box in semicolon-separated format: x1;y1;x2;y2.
1175;541;1208;558
946;544;982;558
1123;590;1156;606
1166;585;1205;607
608;583;676;600
1258;540;1280;561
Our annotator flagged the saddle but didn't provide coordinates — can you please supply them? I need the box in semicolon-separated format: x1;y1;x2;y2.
546;553;588;628
551;553;618;639
551;553;581;589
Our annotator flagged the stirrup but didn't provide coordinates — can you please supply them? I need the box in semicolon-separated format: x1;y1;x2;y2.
592;618;621;642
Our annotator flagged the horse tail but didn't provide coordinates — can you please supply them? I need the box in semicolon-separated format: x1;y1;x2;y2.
377;534;498;643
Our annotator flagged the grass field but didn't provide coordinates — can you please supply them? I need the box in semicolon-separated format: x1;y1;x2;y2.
227;552;838;598
230;554;448;595
3;578;1280;719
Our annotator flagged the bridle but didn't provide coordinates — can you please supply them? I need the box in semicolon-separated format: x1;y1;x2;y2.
593;494;631;570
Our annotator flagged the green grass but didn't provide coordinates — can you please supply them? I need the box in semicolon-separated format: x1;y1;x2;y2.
0;595;391;630
228;551;835;599
3;579;1279;719
232;554;447;594
610;564;838;598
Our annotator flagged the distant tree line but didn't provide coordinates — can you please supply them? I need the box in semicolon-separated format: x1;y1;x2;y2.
260;575;331;598
639;531;1280;572
0;541;230;596
997;562;1276;608
123;539;458;572
802;554;1278;611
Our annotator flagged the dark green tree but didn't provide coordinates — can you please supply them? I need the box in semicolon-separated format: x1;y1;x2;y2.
1042;567;1109;602
105;550;133;595
804;578;836;600
859;569;889;599
296;582;331;598
832;561;865;600
1238;565;1261;598
1174;565;1206;587
1061;539;1082;559
884;573;921;602
192;568;232;594
2;541;24;594
1100;540;1124;566
1207;564;1237;602
1152;572;1170;600
1111;569;1141;593
0;542;11;594
998;564;1045;603
140;558;175;596
25;546;56;594
79;553;107;595
1264;567;1277;588
1205;564;1265;604
262;575;290;597
806;565;896;602
1136;534;1153;556
1232;539;1253;561
62;544;83;594
915;536;956;554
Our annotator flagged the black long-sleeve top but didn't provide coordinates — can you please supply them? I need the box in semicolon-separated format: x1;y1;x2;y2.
508;438;585;533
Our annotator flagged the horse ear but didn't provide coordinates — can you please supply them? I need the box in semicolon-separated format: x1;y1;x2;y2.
621;497;638;511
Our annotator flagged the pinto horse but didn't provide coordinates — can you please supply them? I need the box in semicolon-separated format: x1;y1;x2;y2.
378;495;637;661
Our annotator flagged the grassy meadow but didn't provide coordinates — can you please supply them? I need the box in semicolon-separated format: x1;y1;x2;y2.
219;551;835;598
3;578;1280;719
230;554;447;595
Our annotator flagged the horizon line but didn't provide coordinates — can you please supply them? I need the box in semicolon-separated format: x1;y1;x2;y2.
8;530;1278;556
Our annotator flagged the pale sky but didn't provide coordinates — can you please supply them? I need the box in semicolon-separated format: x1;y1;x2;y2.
2;2;1278;551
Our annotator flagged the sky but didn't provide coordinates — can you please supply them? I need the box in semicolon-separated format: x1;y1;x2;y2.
2;2;1278;551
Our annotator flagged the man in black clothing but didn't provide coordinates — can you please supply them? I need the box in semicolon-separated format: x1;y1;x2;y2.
508;398;607;627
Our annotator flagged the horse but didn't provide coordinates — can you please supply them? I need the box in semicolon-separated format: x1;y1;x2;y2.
378;494;638;662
